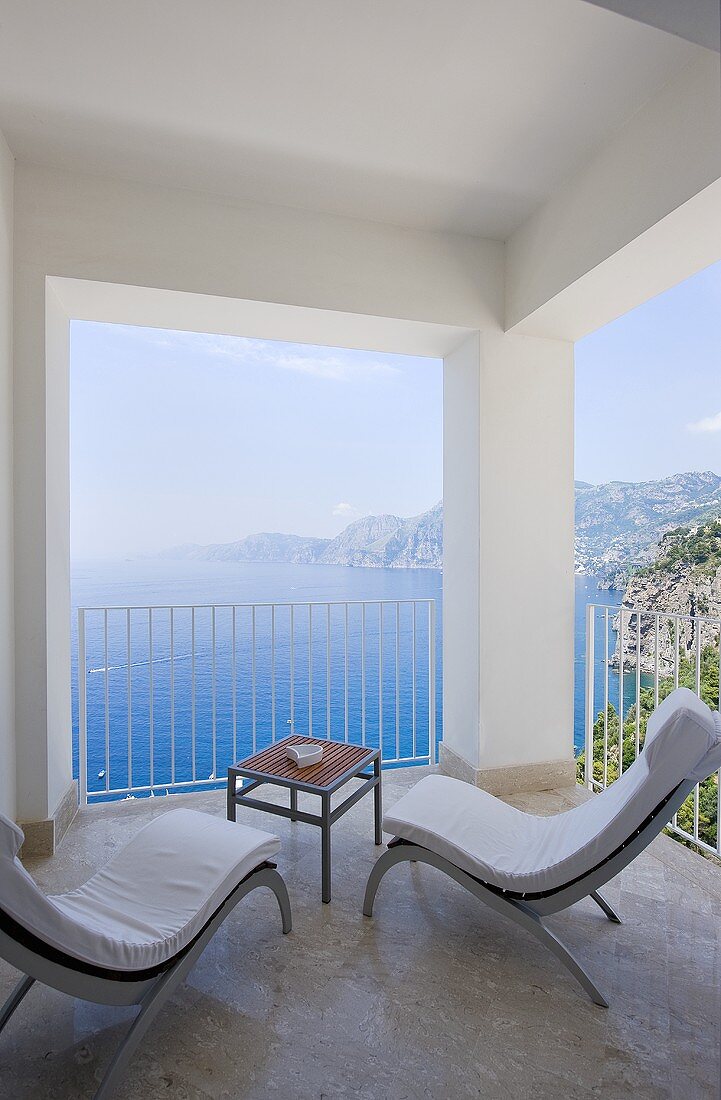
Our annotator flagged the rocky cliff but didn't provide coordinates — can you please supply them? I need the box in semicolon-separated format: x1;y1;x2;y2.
614;520;721;674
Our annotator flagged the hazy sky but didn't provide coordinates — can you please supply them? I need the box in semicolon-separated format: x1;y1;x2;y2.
575;259;721;485
70;323;443;560
72;258;720;558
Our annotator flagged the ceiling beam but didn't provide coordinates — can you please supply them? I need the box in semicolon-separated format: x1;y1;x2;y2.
506;53;721;338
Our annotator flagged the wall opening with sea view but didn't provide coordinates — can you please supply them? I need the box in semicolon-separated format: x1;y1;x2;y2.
70;321;443;800
574;259;721;775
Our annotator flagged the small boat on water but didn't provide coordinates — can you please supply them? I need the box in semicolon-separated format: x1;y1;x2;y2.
98;769;106;780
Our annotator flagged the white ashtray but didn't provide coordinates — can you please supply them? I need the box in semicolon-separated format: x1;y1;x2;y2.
286;744;323;768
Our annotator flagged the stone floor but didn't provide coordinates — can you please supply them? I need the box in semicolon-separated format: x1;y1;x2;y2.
1;769;720;1099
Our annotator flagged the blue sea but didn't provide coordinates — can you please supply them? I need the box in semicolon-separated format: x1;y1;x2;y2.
71;563;627;800
72;561;442;800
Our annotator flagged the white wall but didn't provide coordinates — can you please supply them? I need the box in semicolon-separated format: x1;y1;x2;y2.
0;132;14;819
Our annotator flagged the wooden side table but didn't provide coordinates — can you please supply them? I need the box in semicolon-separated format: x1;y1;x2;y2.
227;735;382;903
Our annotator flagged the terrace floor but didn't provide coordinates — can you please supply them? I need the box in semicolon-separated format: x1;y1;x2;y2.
1;768;720;1099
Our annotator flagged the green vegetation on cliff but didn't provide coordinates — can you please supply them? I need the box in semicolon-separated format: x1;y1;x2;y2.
576;645;720;852
641;519;721;578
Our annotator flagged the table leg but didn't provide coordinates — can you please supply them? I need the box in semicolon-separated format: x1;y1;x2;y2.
290;788;298;822
226;772;236;822
374;757;382;845
321;793;331;903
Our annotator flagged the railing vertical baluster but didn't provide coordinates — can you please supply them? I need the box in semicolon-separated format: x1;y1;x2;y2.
127;608;133;791
191;606;196;782
211;605;217;779
718;643;721;858
78;609;88;806
584;603;595;790
653;614;660;709
232;606;237;761
252;605;257;753
271;605;276;743
379;603;384;754
395;602;400;761
148;609;154;791
634;611;641;760
104;609;110;792
671;625;679;825
307;604;313;736
290;605;295;734
412;601;417;761
695;615;702;696
326;604;331;739
169;608;174;786
694;617;702;844
603;608;609;789
361;603;366;746
344;603;349;743
618;608;624;777
429;600;436;764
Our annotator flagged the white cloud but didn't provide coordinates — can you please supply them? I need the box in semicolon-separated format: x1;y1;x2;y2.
145;330;399;382
688;411;721;434
332;502;361;518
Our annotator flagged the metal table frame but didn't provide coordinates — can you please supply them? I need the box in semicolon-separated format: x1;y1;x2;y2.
227;745;382;903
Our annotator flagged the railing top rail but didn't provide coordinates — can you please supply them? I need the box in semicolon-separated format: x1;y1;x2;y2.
77;598;437;612
586;602;721;625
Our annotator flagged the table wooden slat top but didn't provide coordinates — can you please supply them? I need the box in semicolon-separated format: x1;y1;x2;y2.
231;735;376;791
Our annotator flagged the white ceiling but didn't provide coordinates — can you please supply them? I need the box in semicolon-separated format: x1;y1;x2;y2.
0;0;704;239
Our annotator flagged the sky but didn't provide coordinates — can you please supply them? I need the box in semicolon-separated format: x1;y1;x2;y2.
575;259;721;485
71;258;720;559
70;323;443;560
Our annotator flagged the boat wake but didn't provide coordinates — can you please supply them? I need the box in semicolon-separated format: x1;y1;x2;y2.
88;654;192;675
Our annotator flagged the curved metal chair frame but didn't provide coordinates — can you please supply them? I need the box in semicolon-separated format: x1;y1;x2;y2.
363;778;697;1008
0;863;291;1100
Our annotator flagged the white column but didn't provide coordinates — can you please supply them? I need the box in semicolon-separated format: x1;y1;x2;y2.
441;330;576;793
13;270;75;851
442;335;482;773
45;284;73;817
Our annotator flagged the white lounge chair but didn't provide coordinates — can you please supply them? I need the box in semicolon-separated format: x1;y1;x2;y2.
0;808;290;1099
364;687;721;1007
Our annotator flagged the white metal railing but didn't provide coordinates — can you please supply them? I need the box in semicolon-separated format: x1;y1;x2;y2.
76;599;438;804
584;602;721;856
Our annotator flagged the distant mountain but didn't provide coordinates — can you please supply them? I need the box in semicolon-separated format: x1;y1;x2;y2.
159;473;721;580
575;471;721;584
160;531;329;564
159;502;443;569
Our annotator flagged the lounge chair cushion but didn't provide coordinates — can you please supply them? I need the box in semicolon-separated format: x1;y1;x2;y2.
0;809;280;972
383;688;721;896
